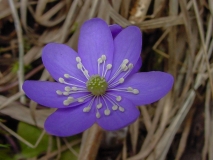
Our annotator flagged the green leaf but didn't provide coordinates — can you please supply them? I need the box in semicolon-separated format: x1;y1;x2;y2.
17;122;50;158
0;149;14;160
60;144;80;160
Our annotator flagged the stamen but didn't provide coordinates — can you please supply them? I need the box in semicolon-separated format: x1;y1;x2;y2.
76;57;81;62
108;59;131;83
116;96;122;101
104;109;110;116
104;94;125;113
97;103;102;109
107;93;122;102
65;86;71;91
67;96;74;101
83;97;95;112
108;77;125;88
133;89;139;94
63;100;71;106
83;107;91;112
58;77;86;89
119;107;125;112
63;92;70;96
76;56;90;79
64;73;86;84
102;96;111;116
77;94;93;103
112;105;118;110
96;112;101;118
56;90;63;95
78;98;84;102
103;64;112;78
98;58;103;74
123;59;129;64
101;55;106;77
108;87;140;95
59;78;65;83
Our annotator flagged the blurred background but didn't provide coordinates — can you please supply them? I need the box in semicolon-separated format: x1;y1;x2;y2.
0;0;213;160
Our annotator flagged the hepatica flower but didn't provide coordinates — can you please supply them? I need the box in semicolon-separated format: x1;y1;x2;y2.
23;18;174;137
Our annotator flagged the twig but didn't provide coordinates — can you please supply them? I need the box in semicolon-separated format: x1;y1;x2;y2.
8;0;25;103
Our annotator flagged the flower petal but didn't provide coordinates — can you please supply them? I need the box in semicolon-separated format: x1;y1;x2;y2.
23;80;91;108
97;97;140;131
112;72;174;105
78;18;114;78
108;26;142;84
130;57;142;75
42;43;87;83
109;24;123;39
45;102;96;137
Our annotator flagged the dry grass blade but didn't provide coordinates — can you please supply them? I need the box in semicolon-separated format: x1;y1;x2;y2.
8;0;25;103
202;81;211;160
175;108;195;160
39;139;81;160
0;122;45;148
193;0;213;98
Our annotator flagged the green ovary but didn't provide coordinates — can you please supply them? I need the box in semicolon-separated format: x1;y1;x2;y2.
86;75;108;96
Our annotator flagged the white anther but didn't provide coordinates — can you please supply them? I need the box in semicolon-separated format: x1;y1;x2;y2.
64;74;70;78
116;96;122;101
56;90;62;95
83;107;91;112
63;92;69;96
112;105;118;110
133;89;139;94
128;63;133;69
101;55;106;60
77;63;83;69
65;86;71;91
123;59;129;64
127;87;133;91
121;64;126;70
123;66;128;71
98;58;103;63
96;112;101;118
97;103;102;109
104;109;111;116
71;86;77;91
106;64;112;70
63;100;70;106
67;96;74;101
119;78;124;83
76;57;81;62
84;70;89;75
59;78;65;83
78;98;84;102
119;107;125;112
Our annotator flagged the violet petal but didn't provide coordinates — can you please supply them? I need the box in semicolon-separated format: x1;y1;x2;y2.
22;80;91;108
130;57;142;75
109;24;123;39
45;102;96;137
42;43;87;83
109;26;142;83
112;72;174;105
78;18;114;79
97;97;140;130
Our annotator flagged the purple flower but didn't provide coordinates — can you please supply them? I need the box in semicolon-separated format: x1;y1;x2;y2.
22;18;174;137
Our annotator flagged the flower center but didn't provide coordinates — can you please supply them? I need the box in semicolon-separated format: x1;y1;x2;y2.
86;75;108;96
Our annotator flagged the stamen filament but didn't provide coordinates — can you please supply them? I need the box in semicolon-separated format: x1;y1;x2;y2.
104;94;125;112
64;74;86;84
101;96;111;116
58;77;86;88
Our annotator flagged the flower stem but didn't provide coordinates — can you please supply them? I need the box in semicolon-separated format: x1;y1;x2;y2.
78;124;103;160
